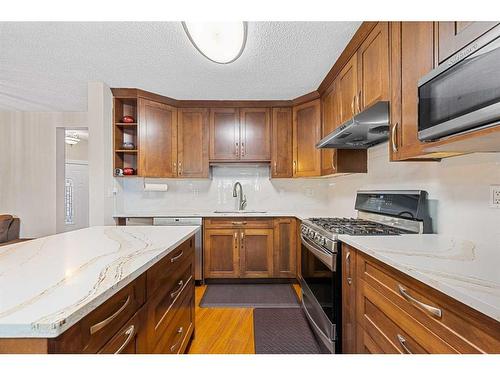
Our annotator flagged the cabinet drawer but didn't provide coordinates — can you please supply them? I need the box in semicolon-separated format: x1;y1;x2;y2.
151;281;195;354
360;281;440;353
204;218;273;229
359;253;500;353
79;274;146;353
146;271;194;352
98;309;145;354
147;237;194;298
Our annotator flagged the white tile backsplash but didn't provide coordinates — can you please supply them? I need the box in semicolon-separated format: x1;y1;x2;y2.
115;166;331;214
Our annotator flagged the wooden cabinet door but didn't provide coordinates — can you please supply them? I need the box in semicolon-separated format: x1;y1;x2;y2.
177;108;209;177
273;218;296;278
138;99;177;177
240;108;271;161
338;54;358;123
240;228;274;278
342;245;357;354
209;108;240;161
357;22;390;110
437;22;499;64
390;22;437;161
271;107;293;178
292;99;321;177
204;229;239;278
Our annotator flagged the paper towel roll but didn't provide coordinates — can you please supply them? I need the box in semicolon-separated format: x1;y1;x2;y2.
144;183;168;192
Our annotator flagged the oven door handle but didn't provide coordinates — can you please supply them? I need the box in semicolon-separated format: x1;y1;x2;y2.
300;234;335;272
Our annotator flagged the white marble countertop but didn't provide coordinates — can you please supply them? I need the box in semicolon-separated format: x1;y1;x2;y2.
339;234;500;322
113;210;333;221
0;225;200;338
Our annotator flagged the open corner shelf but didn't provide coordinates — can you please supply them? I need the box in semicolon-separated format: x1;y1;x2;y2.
114;97;139;175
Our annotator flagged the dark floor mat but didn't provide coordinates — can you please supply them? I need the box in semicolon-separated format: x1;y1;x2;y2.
199;284;300;308
253;308;326;354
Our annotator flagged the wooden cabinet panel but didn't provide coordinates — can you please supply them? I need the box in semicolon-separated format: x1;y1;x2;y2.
273;218;297;278
338;55;358;123
240;108;271;161
341;245;357;353
240;228;274;278
271;107;293;178
437;22;499;64
138;99;178;177
204;229;240;278
177;108;209;177
98;309;146;354
292;99;321;177
204;218;273;229
389;22;439;161
357;22;389;110
209;108;240;161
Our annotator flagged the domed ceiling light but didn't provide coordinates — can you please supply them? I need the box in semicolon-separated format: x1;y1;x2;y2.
182;22;247;64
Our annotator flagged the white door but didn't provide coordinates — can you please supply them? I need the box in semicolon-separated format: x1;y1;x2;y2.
64;161;89;232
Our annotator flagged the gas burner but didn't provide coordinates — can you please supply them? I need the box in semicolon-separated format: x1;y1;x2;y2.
307;217;413;236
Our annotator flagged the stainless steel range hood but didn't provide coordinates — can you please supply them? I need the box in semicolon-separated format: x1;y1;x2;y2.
316;101;390;149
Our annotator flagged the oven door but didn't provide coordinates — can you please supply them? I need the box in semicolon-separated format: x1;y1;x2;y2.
299;234;341;353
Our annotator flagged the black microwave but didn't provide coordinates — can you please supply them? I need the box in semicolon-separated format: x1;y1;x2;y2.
418;26;500;141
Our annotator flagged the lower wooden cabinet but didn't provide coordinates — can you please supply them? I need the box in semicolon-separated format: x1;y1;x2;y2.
348;245;500;354
204;217;297;279
239;228;274;278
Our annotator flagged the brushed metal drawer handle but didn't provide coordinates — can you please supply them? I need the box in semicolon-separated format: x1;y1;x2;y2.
170;280;184;299
170;327;184;352
345;251;352;285
391;122;399;153
170;251;184;263
114;325;135;354
398;285;442;318
397;334;412;354
232;221;247;225
90;295;131;335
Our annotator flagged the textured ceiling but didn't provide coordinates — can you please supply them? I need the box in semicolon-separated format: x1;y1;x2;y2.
0;21;361;111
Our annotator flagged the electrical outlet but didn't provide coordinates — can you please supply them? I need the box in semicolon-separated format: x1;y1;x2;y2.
490;185;500;208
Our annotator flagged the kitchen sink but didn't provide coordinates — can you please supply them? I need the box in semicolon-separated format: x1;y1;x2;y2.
213;210;268;214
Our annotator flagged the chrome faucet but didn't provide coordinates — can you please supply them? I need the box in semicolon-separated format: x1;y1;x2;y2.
232;182;247;211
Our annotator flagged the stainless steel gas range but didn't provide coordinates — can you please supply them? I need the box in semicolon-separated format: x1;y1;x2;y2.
299;190;431;354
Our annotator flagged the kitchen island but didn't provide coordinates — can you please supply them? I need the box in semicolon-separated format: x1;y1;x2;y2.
0;225;199;353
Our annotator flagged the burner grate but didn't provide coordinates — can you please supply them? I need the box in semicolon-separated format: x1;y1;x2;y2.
309;217;412;236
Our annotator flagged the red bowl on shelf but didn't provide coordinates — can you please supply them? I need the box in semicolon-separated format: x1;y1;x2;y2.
123;167;135;175
121;115;135;123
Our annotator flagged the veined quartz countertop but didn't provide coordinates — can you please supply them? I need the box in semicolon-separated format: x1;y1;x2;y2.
339;234;500;322
0;225;200;338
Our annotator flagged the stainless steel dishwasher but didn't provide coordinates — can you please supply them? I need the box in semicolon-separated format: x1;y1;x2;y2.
152;217;203;283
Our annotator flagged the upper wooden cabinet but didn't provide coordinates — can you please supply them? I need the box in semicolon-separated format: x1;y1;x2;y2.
239;108;271;161
338;54;359;124
389;22;441;161
209;108;240;161
177;108;209;178
321;83;367;176
292;99;321;177
209;108;271;162
437;22;499;64
271;107;293;178
357;22;390;110
138;99;178;177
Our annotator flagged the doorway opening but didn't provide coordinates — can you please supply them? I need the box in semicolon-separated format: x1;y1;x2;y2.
63;129;89;232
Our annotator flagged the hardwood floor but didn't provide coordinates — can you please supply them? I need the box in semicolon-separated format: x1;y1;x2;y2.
187;284;301;354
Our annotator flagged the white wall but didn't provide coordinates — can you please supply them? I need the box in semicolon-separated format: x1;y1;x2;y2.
0;82;115;238
327;144;500;244
115;166;331;215
0;111;88;237
66;138;88;161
